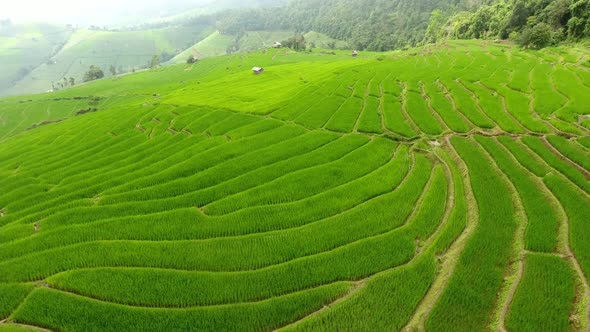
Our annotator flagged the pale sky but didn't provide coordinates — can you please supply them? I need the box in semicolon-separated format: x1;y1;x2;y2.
1;0;215;25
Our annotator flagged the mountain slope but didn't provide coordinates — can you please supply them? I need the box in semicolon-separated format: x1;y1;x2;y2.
3;25;213;97
0;22;72;95
170;30;347;64
0;40;589;331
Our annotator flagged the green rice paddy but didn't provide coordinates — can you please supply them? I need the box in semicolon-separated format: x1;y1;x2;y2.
0;39;588;331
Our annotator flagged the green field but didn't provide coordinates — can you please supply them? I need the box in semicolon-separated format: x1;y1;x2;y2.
0;40;589;331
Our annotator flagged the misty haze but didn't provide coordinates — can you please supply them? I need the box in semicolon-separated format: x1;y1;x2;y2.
0;0;589;331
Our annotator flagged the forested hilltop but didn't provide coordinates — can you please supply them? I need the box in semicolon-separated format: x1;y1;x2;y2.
205;0;590;50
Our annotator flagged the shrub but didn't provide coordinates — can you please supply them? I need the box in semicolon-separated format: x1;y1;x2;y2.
187;56;197;64
82;65;104;82
519;23;552;49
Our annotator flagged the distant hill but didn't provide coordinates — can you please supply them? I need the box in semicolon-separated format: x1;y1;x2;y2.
3;0;590;96
170;31;237;62
213;0;590;50
169;30;345;64
3;26;213;96
0;22;72;95
0;0;287;97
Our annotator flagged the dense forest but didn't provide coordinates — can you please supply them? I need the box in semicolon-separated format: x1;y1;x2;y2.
431;0;590;49
187;0;590;50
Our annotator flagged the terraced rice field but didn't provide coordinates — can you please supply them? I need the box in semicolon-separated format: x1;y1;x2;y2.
0;40;589;331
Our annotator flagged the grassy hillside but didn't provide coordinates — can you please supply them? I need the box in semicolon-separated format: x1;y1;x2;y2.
169;30;344;64
0;40;589;331
0;23;72;95
170;31;236;61
3;25;212;97
0;7;346;97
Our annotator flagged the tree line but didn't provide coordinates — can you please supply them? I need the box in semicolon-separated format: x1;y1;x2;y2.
182;0;590;51
425;0;590;49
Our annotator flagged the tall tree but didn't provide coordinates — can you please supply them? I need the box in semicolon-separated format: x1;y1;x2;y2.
568;0;590;37
424;9;447;44
149;55;160;69
83;65;104;82
508;0;530;32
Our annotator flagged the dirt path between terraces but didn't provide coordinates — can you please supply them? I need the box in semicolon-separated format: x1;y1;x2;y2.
273;280;367;331
402;138;478;331
541;137;590;180
473;138;528;332
500;137;590;331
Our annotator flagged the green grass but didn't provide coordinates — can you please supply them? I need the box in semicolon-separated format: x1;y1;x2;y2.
324;96;363;132
440;79;495;129
286;254;437;331
0;283;34;319
522;136;590;194
404;83;443;135
303;31;350;50
476;136;559;253
496;136;551;177
506;254;576;332
427;136;518;331
463;82;524;133
356;95;382;134
531;64;566;119
423;81;470;133
430;149;467;254
578;136;590;150
170;31;233;62
552;65;590;122
0;149;426;282
382;81;417;137
543;173;590;281
12;284;351;331
0;39;589;331
496;85;549;133
546;135;590;171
